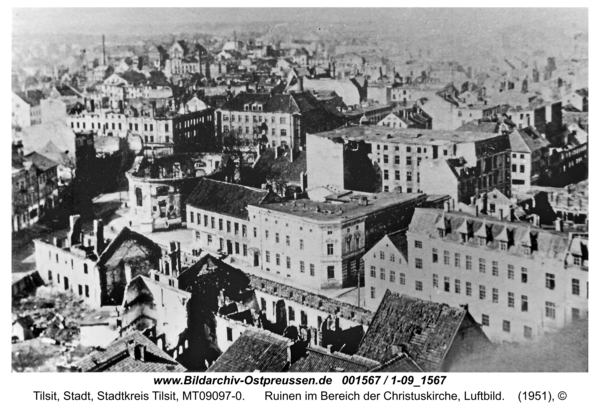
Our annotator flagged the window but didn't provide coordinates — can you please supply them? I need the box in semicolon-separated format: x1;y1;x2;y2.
300;261;305;273
415;258;423;269
285;235;290;246
444;251;450;265
407;171;412;181
395;156;400;165
545;302;556;319
266;251;270;263
226;327;233;341
218;219;223;230
573;256;581;266
395;170;400;180
275;233;280;243
572;308;580;320
400;273;406;285
433;274;439;288
370;266;376;278
444;276;450;292
286;257;291;269
265;230;269;239
524;326;532;339
521;295;528;312
415;280;423;291
482;314;489;326
432;248;438;263
466;282;472;296
508;264;514;280
327;243;334;255
310;264;315;276
492;288;499;303
546;273;555;290
479;258;486;273
253;227;257;237
242;225;247;237
371;287;376;299
406;156;412;166
379;251;385;260
243;244;247;256
276;254;280;266
85;285;89;298
454;253;460;268
390;271;396;283
380;268;386;280
500;241;508;251
521;268;528;283
226;221;231;233
502;320;511;333
288;307;295;321
572;279;580;295
479;285;486;300
466;255;472;270
207;234;213;244
383;155;389;164
327;266;335;279
414;240;422;249
203;215;208;226
455;279;461;293
390;254;395;263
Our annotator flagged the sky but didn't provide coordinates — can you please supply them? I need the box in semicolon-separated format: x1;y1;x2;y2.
12;8;588;38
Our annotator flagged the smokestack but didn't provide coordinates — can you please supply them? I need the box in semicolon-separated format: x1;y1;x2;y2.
94;219;105;256
102;35;106;66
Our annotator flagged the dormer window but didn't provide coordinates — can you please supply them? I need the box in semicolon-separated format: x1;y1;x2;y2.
244;104;249;111
522;245;531;256
257;104;263;112
438;228;445;238
500;241;508;251
478;237;486;246
573;256;581;266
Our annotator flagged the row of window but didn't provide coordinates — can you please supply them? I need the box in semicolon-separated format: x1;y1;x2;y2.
48;251;89;273
191;212;248;237
223;114;287;124
47;270;90;298
224;125;288;136
369;266;406;284
264;251;327;277
202;234;249;256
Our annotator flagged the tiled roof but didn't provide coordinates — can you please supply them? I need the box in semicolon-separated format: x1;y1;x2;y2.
23;152;59;171
386;230;408;261
15;89;45;106
247;273;373;325
508;127;550;153
370;352;423;372
356;291;466;371
207;329;290;372
408;208;571;263
289;346;379;372
97;227;163;267
76;331;186;372
186;178;279;220
252;148;307;184
220;91;322;113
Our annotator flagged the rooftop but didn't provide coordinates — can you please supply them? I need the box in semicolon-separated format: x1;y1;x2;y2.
356;291;468;371
312;124;502;145
252;192;425;222
289;346;379;372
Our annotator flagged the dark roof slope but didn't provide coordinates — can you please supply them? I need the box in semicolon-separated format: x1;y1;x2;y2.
16;89;45;106
509;127;550;153
186;178;279;220
357;291;466;371
76;331;186;372
97;227;162;267
23;152;59;171
387;230;408;261
289;346;379;372
220;91;325;113
370;352;423;372
207;329;290;372
252;148;307;184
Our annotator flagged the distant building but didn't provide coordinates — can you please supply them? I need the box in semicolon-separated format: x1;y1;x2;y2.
508;127;551;189
12;144;60;232
216;91;344;149
356;291;490;371
13;90;44;128
377;106;432;130
562;88;588;113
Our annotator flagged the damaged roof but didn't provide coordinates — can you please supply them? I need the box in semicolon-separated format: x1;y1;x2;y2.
356;291;467;371
252;148;307;184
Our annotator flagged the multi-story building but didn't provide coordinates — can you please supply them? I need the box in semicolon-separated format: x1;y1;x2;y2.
186;178;281;266
165;40;206;76
247;192;430;290
33;217;183;308
216;91;344;149
377;106;432;129
68;105;214;151
365;207;588;343
546;129;588;187
126;154;222;233
307;125;512;204
340;102;394;125
12;90;43;128
12;144;60;232
508;127;550;189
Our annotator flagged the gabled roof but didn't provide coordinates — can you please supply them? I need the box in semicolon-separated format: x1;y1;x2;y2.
97;227;162;267
23;152;59;171
356;291;467;371
123;275;190;310
207;329;290;372
508;127;550;153
386;231;408;261
252;148;307;184
15;90;45;106
186;178;278;220
75;331;186;372
289;346;379;372
220;91;324;114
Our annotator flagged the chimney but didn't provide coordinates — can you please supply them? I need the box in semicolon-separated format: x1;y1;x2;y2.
274;146;279;159
300;172;307;193
299;76;304;92
128;343;146;362
94;219;105;256
555;218;563;232
102;34;106;66
68;215;82;246
443;201;450;212
533;214;540;227
475;205;479;217
169;241;181;277
327;344;334;353
500;208;504;221
510;208;516;222
360;197;369;206
124;263;132;283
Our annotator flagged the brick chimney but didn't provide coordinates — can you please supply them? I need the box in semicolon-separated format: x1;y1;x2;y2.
68;215;82;246
94;219;105;256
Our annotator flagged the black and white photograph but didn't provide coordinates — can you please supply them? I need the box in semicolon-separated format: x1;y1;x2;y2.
10;6;588;377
